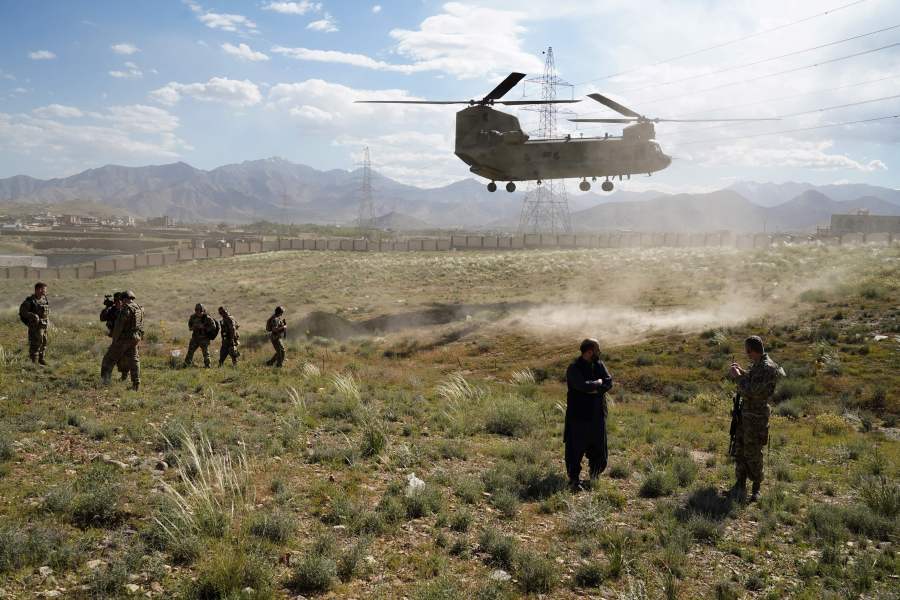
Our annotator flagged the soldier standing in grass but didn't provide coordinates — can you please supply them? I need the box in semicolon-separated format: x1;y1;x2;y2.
265;306;287;367
184;303;218;368
101;290;143;391
100;292;131;381
217;306;240;367
728;335;782;502
19;282;50;365
565;338;614;492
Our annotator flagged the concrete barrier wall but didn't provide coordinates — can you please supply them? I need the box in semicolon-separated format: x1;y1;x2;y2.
7;231;869;281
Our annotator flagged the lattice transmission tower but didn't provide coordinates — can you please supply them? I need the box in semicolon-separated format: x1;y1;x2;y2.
356;146;375;230
518;47;573;234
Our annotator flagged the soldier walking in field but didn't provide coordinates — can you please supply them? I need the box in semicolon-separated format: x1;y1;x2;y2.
217;306;240;367
728;335;782;502
565;338;614;492
184;303;219;368
19;282;50;365
101;290;144;391
265;306;287;367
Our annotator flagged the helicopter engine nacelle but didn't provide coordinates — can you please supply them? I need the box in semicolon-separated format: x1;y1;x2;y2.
479;130;529;145
623;122;655;142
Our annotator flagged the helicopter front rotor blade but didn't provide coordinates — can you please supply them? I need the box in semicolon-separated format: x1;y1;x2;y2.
354;100;473;104
649;117;781;122
499;99;582;105
587;93;641;118
483;72;526;101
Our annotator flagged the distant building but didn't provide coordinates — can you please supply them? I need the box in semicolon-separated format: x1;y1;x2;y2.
830;210;900;235
147;215;175;228
62;214;82;226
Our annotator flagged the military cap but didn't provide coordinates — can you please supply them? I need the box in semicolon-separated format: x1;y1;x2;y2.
195;303;205;312
123;290;136;299
274;306;284;315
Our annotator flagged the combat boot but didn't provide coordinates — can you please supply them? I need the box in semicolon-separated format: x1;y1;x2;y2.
132;382;140;392
38;355;48;366
749;481;761;503
729;479;747;502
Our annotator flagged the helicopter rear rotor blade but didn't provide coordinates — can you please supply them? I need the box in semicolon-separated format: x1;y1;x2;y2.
587;93;641;118
483;72;526;101
569;117;636;123
500;99;581;105
354;100;473;104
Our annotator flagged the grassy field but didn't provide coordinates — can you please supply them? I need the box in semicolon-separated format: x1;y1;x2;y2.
0;245;898;599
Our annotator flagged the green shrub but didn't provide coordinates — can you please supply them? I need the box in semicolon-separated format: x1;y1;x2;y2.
687;515;722;543
514;549;556;594
573;561;605;588
0;523;78;574
188;543;273;599
359;418;388;458
248;509;296;544
449;509;472;532
485;399;534;437
414;576;463;600
639;471;675;498
453;477;483;504
491;489;520;519
0;431;13;462
670;456;698;487
287;552;337;594
404;486;444;519
857;476;900;519
608;464;631;479
47;464;122;529
337;538;368;582
714;580;740;600
479;528;516;570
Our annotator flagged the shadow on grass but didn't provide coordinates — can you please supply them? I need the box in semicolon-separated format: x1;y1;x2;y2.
676;486;735;521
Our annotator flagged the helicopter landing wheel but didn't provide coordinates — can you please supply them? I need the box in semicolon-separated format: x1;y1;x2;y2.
536;179;542;186
487;181;497;193
506;181;516;193
579;179;591;192
601;180;614;192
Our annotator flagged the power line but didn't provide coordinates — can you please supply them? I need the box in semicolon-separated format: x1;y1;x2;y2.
615;23;900;95
678;73;900;117
637;41;900;106
675;113;899;145
573;0;869;86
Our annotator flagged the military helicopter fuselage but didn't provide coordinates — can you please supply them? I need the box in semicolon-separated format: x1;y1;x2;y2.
358;72;773;193
454;105;671;189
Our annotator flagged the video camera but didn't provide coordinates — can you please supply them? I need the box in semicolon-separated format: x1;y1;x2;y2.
103;292;125;308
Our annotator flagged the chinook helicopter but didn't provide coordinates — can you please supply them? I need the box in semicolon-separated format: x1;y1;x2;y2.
358;72;775;192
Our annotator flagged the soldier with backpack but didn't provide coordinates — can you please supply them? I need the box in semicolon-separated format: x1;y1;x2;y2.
184;303;219;368
265;306;287;367
19;282;50;365
101;290;144;391
217;306;240;367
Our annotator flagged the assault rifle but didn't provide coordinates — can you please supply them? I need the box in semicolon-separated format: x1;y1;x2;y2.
728;391;742;457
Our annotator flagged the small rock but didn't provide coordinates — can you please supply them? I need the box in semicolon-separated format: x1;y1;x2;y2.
38;566;53;577
124;583;140;594
490;569;511;582
86;560;104;570
40;591;62;599
242;588;255;596
154;460;168;471
332;525;347;531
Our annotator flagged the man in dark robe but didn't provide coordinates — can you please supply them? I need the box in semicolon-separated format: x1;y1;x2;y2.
565;338;614;492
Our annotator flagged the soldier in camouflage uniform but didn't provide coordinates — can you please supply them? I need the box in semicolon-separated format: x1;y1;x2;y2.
101;290;144;391
100;292;131;380
729;336;782;502
19;282;50;365
265;306;287;367
184;303;217;368
217;306;240;367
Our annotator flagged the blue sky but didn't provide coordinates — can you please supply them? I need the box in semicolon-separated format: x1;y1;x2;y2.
1;0;898;192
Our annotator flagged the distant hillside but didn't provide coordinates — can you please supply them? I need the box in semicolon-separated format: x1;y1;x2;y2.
2;159;898;231
571;189;900;233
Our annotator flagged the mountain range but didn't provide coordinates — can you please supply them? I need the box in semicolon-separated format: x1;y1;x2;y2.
1;158;898;232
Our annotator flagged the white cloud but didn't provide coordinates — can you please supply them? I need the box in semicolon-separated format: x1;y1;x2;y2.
388;2;544;79
222;42;269;62
307;13;338;32
274;3;542;79
151;77;262;107
109;61;143;79
28;50;56;60
693;138;888;172
372;5;382;13
33;104;84;119
271;46;409;71
111;43;139;55
187;2;257;34
262;1;321;15
0;69;15;81
0;104;188;171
